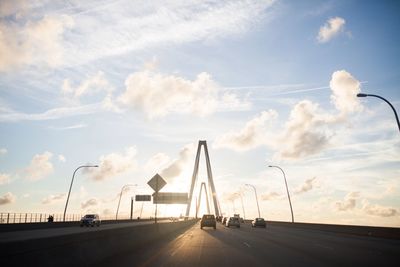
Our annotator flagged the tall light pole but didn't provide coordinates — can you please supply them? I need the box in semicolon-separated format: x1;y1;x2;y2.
268;165;294;223
116;184;137;220
357;93;400;133
245;184;261;218
63;165;98;222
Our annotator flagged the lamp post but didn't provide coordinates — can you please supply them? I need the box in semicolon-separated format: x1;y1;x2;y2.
268;165;294;223
116;184;137;220
245;184;261;218
357;93;400;133
63;165;98;222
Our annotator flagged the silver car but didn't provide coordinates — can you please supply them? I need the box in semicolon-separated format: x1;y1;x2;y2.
225;217;240;228
80;214;101;227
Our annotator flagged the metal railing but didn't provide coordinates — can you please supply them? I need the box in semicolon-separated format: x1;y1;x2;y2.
0;213;82;224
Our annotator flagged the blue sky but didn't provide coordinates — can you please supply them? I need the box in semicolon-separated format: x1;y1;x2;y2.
0;0;399;226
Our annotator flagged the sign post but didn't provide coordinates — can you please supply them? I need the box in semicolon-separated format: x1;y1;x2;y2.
147;174;167;224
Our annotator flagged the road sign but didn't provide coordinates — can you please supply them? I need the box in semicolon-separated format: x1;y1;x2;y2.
147;173;167;192
135;195;151;201
152;192;188;204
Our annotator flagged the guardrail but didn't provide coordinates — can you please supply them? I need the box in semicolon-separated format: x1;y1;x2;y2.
0;213;83;224
0;212;189;224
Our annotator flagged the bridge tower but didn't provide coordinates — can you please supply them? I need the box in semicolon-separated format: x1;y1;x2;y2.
186;140;221;217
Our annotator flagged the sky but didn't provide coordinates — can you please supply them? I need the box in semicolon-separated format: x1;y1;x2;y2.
0;0;399;227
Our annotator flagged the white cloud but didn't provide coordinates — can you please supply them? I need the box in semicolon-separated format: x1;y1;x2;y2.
25;151;53;181
213;110;278;151
317;17;346;43
223;191;243;202
86;147;137;181
330;70;362;114
58;154;66;163
63;0;275;66
145;153;170;171
213;70;363;158
334;191;360;211
119;71;248;118
0;148;7;155
362;200;398;217
261;191;281;201
41;193;66;204
277;100;332;159
0;192;15;205
160;144;195;182
81;198;98;209
294;177;317;194
0;173;10;185
62;71;113;98
0;13;74;71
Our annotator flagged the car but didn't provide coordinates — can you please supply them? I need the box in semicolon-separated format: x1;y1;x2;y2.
216;215;223;223
80;214;101;227
226;217;240;228
251;217;266;228
222;217;228;225
201;214;216;229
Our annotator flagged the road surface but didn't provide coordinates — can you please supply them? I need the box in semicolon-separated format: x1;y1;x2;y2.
0;219;170;243
100;220;399;267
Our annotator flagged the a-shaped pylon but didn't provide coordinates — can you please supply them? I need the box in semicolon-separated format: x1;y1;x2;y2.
186;140;221;217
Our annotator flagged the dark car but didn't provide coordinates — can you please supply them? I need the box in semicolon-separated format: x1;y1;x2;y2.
251;218;266;228
80;214;101;227
226;217;240;228
201;214;216;229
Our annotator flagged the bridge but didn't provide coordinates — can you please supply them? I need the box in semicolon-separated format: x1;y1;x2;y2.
1;141;399;266
0;219;399;266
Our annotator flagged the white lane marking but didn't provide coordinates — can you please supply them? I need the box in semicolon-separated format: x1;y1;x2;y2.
243;242;251;248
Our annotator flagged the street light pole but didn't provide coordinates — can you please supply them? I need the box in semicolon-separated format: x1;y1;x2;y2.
245;184;261;218
63;165;98;222
357;93;400;133
268;165;294;223
116;184;137;220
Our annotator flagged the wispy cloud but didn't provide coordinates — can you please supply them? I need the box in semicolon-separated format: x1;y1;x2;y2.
0;103;103;122
81;198;98;209
0;1;276;70
41;193;66;204
49;124;88;130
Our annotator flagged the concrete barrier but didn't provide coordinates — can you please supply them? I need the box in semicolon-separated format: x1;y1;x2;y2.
0;218;167;233
265;220;400;240
0;219;198;266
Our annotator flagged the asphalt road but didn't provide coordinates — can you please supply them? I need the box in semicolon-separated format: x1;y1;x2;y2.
0;219;170;243
100;221;399;267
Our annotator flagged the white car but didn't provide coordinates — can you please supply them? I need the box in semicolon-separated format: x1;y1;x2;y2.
80;214;101;227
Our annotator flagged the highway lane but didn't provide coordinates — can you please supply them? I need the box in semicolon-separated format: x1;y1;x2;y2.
100;221;400;267
0;219;170;243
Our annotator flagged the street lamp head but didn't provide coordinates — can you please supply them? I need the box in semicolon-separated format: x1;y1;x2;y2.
357;93;368;97
268;165;273;168
93;165;99;167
